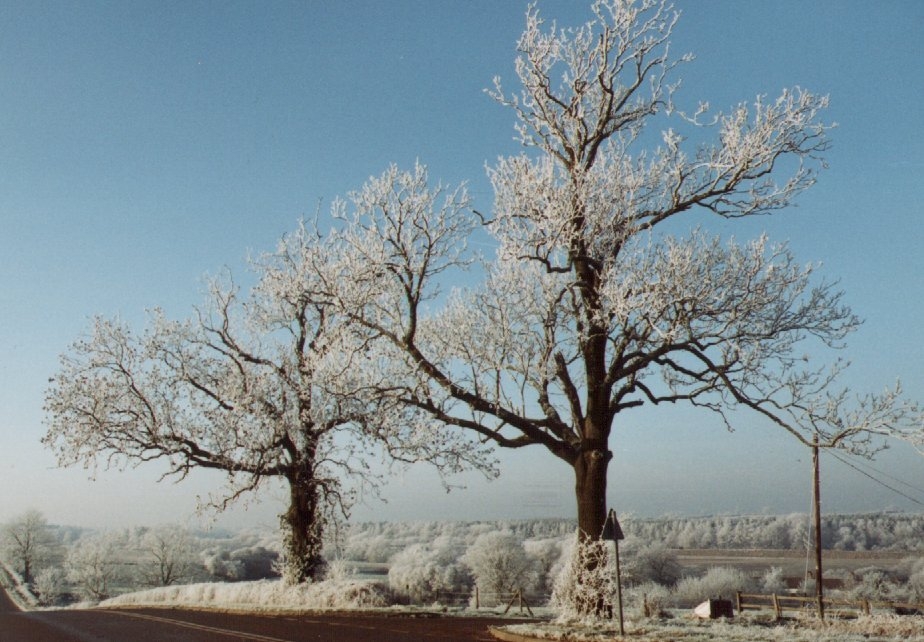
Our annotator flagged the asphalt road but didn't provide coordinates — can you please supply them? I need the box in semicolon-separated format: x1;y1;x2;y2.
0;587;524;641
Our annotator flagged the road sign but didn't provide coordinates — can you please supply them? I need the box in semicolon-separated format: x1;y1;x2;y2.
602;509;625;541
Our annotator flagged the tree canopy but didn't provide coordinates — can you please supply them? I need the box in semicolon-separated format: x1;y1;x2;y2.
43;223;490;583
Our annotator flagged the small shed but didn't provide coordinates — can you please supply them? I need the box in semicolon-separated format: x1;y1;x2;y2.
693;598;734;619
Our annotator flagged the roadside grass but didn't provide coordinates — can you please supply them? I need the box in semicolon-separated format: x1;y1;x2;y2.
98;577;924;641
501;611;924;642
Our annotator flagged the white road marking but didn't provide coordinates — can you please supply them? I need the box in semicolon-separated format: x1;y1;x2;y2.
111;610;293;642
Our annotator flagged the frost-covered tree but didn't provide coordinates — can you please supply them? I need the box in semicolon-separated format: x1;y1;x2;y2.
33;567;66;606
388;540;472;604
463;532;539;604
203;549;246;582
524;538;563;595
139;526;197;587
43;224;485;586
316;0;921;614
622;540;681;587
66;533;121;601
1;510;60;586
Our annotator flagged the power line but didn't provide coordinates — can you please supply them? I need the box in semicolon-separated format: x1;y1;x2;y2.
827;450;924;508
836;451;924;495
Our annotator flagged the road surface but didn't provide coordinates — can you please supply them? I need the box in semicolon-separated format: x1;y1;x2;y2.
1;586;522;641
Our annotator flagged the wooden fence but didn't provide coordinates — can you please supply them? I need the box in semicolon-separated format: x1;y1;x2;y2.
397;586;543;616
736;591;923;620
471;587;538;616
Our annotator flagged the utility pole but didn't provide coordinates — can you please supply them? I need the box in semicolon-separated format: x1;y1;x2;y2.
812;434;825;621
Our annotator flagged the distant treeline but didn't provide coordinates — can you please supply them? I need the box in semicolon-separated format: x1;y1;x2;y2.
624;513;924;551
344;512;924;558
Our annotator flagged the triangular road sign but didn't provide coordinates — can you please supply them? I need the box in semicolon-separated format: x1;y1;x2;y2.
601;509;625;541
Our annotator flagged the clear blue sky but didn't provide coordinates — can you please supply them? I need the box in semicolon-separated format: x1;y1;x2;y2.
2;1;923;530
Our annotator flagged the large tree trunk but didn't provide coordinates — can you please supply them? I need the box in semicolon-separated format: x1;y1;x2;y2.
281;463;326;584
566;442;614;616
574;441;612;541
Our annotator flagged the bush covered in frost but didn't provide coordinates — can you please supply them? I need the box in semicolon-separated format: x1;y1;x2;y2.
550;537;618;620
102;577;391;610
621;538;682;587
463;531;540;606
759;566;787;594
673;566;755;607
34;567;67;606
523;538;562;595
387;541;472;604
203;546;278;582
625;581;672;618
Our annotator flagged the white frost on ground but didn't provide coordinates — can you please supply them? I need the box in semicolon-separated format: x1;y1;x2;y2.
502;612;924;642
0;559;38;610
12;575;916;641
100;577;545;619
101;577;391;612
101;579;924;641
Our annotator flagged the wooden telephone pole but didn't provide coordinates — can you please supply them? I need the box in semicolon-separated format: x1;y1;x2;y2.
812;434;825;621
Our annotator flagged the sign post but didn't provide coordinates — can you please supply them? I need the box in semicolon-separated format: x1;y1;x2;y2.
602;508;625;636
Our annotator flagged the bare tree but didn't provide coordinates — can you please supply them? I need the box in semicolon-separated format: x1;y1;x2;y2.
317;0;921;612
1;510;59;586
43;226;487;585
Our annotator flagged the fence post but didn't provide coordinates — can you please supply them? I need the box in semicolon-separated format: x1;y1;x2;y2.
735;591;742;614
504;590;518;614
475;586;480;610
862;598;870;615
772;593;781;621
